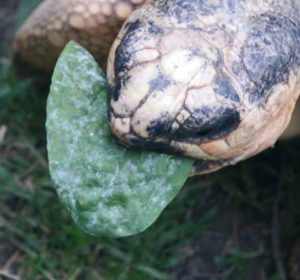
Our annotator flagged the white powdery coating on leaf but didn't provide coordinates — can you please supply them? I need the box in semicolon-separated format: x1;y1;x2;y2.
46;42;193;237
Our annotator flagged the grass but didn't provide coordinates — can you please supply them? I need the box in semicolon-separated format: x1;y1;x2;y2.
1;1;300;279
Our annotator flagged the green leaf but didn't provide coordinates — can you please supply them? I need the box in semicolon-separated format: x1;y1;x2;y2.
46;41;194;238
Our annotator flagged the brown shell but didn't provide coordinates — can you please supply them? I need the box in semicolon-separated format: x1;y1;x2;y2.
14;0;146;71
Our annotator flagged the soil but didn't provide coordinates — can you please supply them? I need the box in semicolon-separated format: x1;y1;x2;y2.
170;185;272;280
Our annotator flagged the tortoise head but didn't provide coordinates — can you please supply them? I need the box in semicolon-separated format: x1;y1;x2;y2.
13;0;300;174
107;0;300;168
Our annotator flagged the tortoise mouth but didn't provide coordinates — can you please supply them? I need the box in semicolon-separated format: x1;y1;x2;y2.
109;103;241;160
122;134;186;156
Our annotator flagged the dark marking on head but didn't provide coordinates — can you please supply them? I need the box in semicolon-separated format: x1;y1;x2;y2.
164;0;198;22
110;78;122;101
128;135;184;156
147;113;173;138
111;20;143;101
241;13;300;104
114;19;142;76
164;0;228;18
148;21;164;35
110;73;131;101
215;75;240;102
173;106;240;143
148;72;171;94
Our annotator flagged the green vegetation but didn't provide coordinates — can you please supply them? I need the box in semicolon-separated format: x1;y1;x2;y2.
47;41;193;237
1;1;300;279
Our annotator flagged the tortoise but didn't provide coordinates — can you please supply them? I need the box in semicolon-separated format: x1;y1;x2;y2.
14;0;300;174
13;0;300;276
107;0;300;173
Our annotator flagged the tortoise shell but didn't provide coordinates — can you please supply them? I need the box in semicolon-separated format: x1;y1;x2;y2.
14;0;146;70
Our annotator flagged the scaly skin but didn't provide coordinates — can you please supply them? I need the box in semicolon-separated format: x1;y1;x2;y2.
13;0;300;173
108;0;300;173
14;0;146;71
